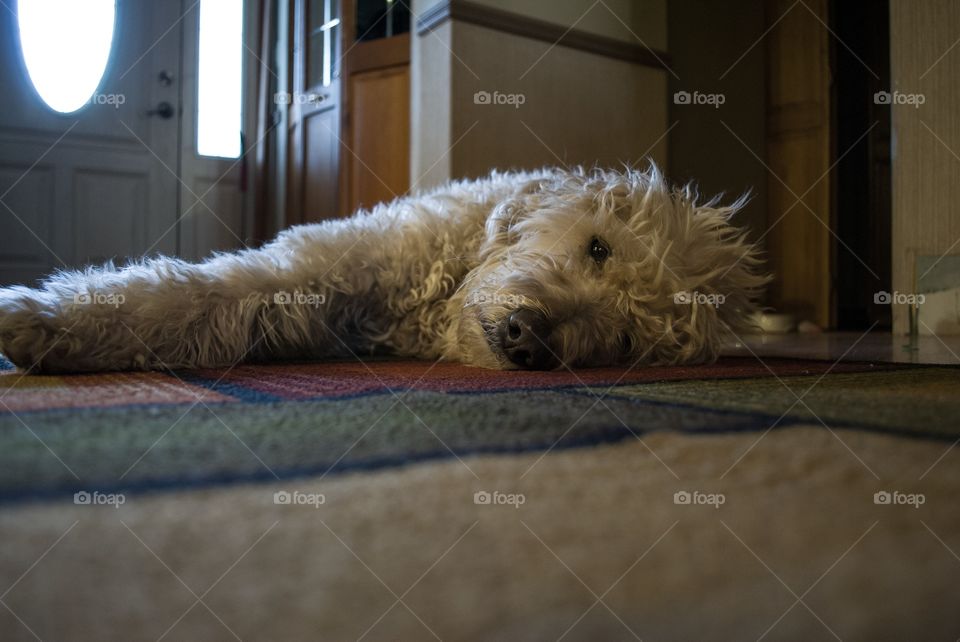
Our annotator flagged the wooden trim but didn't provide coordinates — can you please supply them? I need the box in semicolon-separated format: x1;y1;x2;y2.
763;0;833;328
417;0;671;70
252;0;271;243
338;0;356;218
345;32;410;75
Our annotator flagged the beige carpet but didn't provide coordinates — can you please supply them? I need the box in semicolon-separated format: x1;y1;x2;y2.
1;424;958;641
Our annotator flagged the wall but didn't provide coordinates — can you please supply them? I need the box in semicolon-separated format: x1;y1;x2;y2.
410;17;453;189
469;0;666;48
890;0;960;334
449;20;668;181
414;0;665;47
411;0;669;191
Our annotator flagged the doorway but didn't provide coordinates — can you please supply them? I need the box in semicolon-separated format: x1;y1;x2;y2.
0;0;257;287
832;0;892;330
763;0;892;330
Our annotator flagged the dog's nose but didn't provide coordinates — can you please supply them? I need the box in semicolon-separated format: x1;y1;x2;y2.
500;309;554;369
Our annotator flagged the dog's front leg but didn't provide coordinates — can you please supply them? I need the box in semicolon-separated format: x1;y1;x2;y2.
0;247;339;373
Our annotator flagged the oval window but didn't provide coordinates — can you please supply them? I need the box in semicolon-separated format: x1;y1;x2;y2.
16;0;117;114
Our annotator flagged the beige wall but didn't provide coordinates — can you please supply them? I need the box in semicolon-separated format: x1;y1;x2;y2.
410;20;453;190
890;0;960;333
449;20;668;180
411;0;669;189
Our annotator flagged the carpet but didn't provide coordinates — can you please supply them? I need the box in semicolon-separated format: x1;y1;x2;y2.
1;356;958;641
0;357;914;502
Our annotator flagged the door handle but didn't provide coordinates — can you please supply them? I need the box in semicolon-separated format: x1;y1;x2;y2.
147;101;175;119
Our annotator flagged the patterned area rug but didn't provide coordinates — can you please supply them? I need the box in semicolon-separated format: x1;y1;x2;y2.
2;356;959;641
0;357;925;503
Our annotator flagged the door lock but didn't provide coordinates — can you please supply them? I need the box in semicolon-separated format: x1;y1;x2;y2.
146;101;175;119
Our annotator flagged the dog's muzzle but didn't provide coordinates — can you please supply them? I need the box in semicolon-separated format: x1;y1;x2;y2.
499;308;555;369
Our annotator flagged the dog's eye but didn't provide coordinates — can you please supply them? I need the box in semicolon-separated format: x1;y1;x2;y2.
588;237;610;265
619;333;633;355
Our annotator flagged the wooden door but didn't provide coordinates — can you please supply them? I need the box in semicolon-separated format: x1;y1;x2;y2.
287;0;343;225
765;0;833;328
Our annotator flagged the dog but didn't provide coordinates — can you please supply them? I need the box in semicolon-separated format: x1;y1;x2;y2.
0;164;767;373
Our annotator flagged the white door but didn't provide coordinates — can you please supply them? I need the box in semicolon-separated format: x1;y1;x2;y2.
178;0;255;262
0;0;253;285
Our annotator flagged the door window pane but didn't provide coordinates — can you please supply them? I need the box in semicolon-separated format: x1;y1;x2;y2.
16;0;116;114
356;0;410;41
307;0;339;89
197;0;243;158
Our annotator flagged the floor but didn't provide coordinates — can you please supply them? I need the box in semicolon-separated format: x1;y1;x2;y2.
725;332;960;365
1;335;959;639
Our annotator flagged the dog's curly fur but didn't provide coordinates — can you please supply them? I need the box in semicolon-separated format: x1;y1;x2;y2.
0;165;767;373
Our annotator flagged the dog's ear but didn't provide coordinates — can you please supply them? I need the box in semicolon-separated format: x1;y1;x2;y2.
482;179;543;252
484;200;526;247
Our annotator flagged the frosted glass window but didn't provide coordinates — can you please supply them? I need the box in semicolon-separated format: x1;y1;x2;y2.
16;0;116;114
197;0;243;158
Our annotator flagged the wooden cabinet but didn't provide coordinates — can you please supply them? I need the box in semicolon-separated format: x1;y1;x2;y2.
343;32;410;212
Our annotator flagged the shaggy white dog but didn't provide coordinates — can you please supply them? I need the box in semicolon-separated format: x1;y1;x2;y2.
0;165;766;373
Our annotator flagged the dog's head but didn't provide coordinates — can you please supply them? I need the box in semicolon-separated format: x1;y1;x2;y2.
451;165;769;369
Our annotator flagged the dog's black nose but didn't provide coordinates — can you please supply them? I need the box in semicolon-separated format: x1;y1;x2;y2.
500;309;554;369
